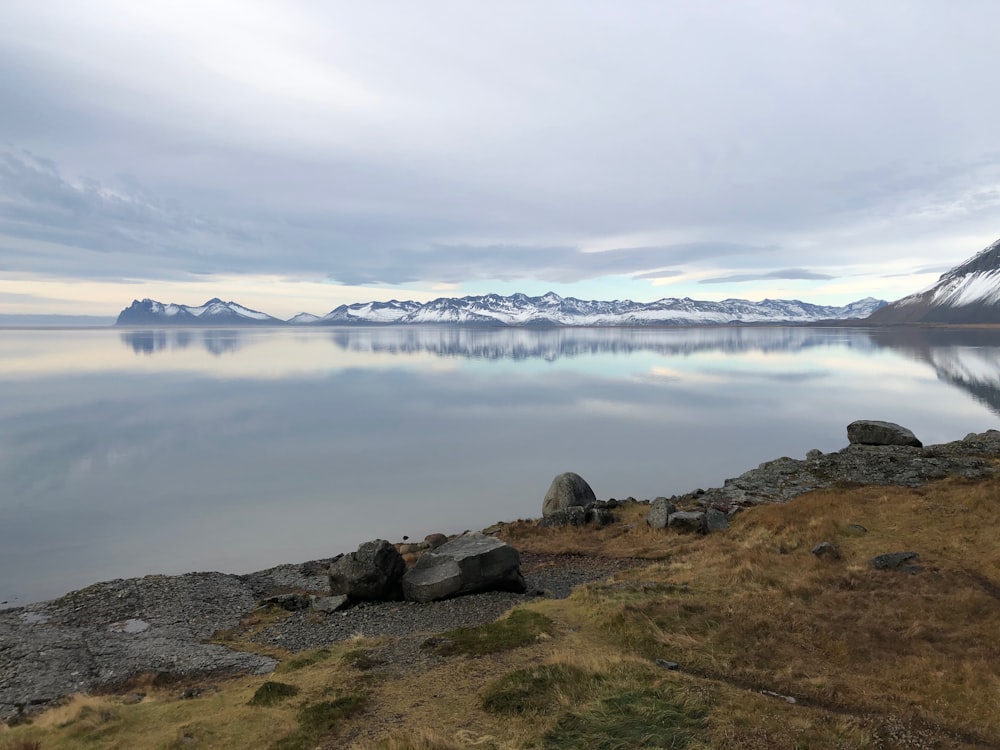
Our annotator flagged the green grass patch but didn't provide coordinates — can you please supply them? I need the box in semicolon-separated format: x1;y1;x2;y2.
427;609;555;656
248;681;301;707
341;648;383;671
481;664;595;715
278;647;334;672
543;687;706;750
269;693;369;750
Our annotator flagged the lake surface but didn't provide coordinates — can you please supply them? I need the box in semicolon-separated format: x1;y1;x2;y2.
2;325;999;607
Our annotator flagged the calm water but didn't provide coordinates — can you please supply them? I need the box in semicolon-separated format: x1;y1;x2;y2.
2;325;999;606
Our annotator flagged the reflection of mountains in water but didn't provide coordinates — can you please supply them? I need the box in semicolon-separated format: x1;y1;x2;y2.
327;326;879;360
116;325;1000;417
121;330;245;356
867;327;1000;418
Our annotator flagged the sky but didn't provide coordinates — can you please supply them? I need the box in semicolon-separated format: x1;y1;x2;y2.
2;1;1000;319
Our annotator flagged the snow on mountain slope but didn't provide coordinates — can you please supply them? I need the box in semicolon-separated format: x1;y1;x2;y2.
115;298;282;326
869;237;1000;324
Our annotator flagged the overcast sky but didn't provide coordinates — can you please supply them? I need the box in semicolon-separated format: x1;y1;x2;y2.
2;1;999;318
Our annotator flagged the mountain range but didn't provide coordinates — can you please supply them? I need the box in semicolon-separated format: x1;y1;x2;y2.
115;293;887;327
112;235;1000;327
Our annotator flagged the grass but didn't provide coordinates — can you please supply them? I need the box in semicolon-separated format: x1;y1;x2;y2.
6;472;1000;748
481;664;595;715
269;694;369;750
248;681;300;706
544;686;706;750
425;609;556;656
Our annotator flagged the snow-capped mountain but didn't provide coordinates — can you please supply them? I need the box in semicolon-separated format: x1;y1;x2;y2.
868;237;1000;324
115;293;886;327
115;298;281;326
315;292;885;326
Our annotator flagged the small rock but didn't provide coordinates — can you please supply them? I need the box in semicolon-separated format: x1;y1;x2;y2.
806;449;823;460
870;551;920;571
847;420;922;448
122;692;145;705
424;533;448;549
655;659;679;670
539;506;588;528
259;593;312;611
811;541;840;560
180;688;202;700
646;497;677;529
586;506;615;526
847;523;868;534
668;511;706;534
311;594;350;613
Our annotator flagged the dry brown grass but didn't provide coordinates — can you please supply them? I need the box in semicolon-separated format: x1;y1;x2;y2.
6;474;1000;748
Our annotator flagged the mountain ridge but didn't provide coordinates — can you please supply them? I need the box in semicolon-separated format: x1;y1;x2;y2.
868;237;1000;324
115;293;887;327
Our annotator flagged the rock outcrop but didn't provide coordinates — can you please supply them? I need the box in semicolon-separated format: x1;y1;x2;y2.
542;472;597;517
402;534;525;603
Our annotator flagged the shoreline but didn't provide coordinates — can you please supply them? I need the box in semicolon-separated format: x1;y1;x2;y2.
3;424;1000;723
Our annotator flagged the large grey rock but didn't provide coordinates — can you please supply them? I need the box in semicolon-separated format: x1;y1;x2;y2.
646;497;677;529
402;534;525;603
704;508;729;532
542;472;597;517
328;539;405;601
847;420;922;448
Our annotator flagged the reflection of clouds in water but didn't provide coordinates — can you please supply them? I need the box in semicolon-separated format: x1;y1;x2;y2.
2;326;1000;606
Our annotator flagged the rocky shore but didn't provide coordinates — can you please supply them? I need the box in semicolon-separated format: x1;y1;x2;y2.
3;423;999;724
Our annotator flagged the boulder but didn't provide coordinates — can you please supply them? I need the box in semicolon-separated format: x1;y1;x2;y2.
402;534;525;603
704;508;729;532
542;472;597;517
668;511;706;533
847;420;922;448
328;539;405;601
646;497;677;529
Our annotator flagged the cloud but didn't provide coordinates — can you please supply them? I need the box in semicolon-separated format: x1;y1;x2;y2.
699;269;836;284
3;2;1000;308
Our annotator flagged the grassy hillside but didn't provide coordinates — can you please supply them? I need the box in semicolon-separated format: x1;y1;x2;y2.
4;472;1000;749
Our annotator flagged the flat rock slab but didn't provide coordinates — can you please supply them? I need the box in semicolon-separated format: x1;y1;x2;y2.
870;551;920;571
848;420;923;448
0;572;277;723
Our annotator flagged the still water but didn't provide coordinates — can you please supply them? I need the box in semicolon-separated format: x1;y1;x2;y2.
1;325;999;606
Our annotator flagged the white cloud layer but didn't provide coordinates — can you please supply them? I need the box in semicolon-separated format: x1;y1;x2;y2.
1;1;999;314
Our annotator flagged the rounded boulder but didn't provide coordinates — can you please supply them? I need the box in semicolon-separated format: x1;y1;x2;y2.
542;472;597;517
